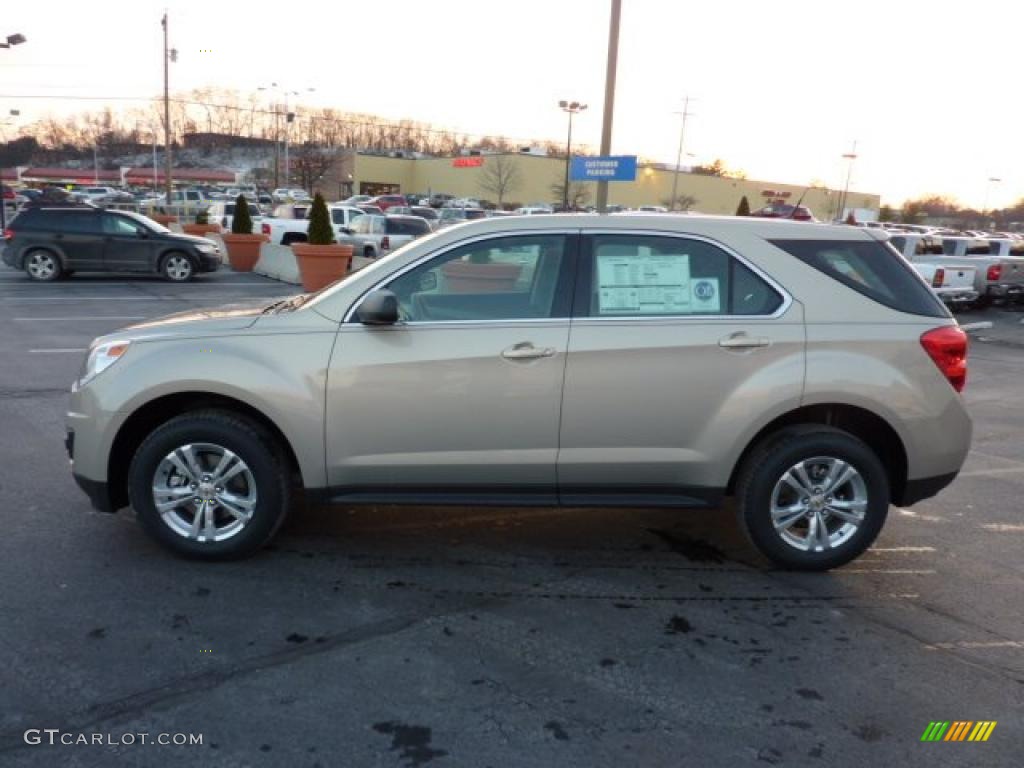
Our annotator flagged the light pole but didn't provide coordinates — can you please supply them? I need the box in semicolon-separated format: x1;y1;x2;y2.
669;96;696;212
1;33;26;232
982;176;1001;224
558;100;587;211
259;84;314;190
595;0;621;213
161;14;177;204
93;143;99;184
0;33;26;49
838;141;858;222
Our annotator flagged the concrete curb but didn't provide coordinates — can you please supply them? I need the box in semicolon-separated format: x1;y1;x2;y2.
251;246;376;287
254;243;301;284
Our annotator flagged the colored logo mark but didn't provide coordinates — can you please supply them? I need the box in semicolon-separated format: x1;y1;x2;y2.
694;280;715;301
920;721;997;742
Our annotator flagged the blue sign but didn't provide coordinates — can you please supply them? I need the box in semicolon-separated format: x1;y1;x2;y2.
570;155;637;182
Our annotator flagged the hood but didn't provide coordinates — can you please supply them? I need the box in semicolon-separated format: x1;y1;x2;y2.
113;297;293;341
168;232;218;247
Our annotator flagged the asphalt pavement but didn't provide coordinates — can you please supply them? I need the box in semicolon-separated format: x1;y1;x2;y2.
0;268;1020;767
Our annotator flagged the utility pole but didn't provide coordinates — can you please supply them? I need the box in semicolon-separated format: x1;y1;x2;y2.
595;0;621;213
838;140;857;222
162;13;173;205
669;96;695;211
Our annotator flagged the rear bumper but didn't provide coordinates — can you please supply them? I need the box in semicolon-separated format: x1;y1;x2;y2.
895;471;959;507
934;288;979;306
986;283;1024;299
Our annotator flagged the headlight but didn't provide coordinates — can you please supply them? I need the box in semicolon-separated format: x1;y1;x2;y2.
196;243;216;253
78;340;131;388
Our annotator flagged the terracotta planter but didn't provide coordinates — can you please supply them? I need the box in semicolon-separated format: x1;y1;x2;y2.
149;213;178;227
183;223;222;237
292;243;354;291
222;233;268;272
441;260;522;293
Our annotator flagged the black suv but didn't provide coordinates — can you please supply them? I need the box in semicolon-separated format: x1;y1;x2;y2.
2;207;222;282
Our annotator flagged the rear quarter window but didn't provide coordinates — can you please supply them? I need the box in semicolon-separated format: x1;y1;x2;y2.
770;238;948;318
387;218;429;235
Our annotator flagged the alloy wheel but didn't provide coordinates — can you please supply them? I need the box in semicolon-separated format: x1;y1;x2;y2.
151;442;257;543
769;456;868;553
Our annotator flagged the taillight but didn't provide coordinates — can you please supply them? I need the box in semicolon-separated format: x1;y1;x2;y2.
931;268;944;288
986;264;1001;281
261;222;271;236
381;235;390;251
2;228;13;241
920;326;968;393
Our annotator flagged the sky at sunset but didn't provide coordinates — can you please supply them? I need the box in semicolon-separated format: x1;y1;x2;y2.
0;0;1019;208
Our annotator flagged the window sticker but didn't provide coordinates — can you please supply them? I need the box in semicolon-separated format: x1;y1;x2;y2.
690;277;720;312
597;252;691;314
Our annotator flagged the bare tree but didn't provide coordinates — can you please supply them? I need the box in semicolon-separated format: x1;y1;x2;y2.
549;180;592;210
661;193;698;211
478;155;521;208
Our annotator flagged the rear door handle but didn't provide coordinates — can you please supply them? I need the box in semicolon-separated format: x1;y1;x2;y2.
502;342;556;360
718;333;771;349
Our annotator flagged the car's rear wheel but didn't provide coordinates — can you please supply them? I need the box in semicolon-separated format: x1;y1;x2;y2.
128;410;290;559
735;427;889;571
24;249;63;281
161;252;195;282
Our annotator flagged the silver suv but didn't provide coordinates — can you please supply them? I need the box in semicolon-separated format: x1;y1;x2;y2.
66;215;971;570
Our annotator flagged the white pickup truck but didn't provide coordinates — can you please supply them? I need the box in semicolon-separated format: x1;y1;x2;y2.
259;204;365;245
887;234;979;308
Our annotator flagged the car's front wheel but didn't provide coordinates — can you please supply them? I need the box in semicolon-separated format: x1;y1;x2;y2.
735;427;889;571
128;411;290;559
161;252;195;282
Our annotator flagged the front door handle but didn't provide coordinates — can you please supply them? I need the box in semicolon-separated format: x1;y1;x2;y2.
501;342;556;360
718;333;771;350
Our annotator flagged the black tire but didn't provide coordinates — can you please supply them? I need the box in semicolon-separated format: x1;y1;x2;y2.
128;410;290;560
24;249;63;282
364;245;375;258
735;426;889;571
161;252;195;282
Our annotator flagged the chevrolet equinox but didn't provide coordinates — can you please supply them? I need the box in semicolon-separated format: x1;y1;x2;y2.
66;215;972;570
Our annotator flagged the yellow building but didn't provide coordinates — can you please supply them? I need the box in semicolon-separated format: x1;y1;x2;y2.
325;152;879;221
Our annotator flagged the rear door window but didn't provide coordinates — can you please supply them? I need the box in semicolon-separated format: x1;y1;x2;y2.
578;234;783;317
771;238;947;318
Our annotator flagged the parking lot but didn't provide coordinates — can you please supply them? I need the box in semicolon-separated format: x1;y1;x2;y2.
0;268;1021;767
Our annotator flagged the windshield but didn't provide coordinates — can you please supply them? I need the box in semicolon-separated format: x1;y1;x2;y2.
120;209;170;233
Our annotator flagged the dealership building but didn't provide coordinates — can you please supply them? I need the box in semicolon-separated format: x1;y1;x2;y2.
326;151;880;220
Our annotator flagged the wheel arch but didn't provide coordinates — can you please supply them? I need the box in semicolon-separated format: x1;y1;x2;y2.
22;244;68;270
726;403;909;505
107;392;304;511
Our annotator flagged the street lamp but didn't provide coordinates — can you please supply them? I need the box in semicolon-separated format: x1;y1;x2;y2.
558;100;587;211
983;176;1001;222
259;84;315;189
0;34;25;232
0;33;26;49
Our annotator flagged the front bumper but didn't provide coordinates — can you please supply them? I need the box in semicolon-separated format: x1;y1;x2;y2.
73;472;116;513
197;252;222;272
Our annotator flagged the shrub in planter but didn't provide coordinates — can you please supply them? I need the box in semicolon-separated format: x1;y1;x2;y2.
183;208;221;236
292;192;352;291
221;195;265;271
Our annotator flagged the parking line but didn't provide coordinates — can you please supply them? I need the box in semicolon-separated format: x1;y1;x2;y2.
14;316;146;321
29;348;87;354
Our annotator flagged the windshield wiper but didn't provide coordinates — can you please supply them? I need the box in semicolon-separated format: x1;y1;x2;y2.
261;294;311;314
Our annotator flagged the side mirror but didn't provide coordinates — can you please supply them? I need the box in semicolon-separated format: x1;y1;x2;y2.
136;228;149;238
354;289;399;325
340;227;354;236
